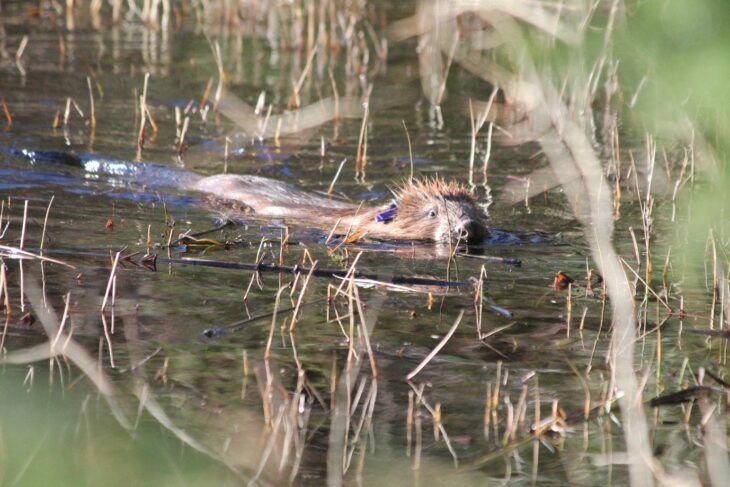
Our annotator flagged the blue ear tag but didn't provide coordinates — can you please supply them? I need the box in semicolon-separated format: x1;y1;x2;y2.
375;203;397;223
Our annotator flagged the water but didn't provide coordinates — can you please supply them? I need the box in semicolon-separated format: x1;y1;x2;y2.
0;2;724;485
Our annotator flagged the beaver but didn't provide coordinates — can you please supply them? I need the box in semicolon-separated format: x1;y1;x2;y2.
7;147;489;243
192;175;489;243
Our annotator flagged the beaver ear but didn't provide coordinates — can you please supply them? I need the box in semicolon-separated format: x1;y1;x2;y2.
375;203;398;223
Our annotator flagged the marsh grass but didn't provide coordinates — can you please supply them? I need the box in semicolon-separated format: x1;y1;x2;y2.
0;0;728;485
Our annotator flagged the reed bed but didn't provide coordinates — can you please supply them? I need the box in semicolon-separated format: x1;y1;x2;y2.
0;0;728;485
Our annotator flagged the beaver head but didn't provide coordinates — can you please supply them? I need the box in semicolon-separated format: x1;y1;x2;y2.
369;178;489;243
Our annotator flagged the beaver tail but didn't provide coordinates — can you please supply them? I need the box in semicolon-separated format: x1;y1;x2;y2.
6;147;202;189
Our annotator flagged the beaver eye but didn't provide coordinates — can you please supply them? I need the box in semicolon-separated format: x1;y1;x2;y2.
427;209;437;218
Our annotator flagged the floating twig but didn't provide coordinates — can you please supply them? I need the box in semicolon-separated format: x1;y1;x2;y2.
0;245;75;268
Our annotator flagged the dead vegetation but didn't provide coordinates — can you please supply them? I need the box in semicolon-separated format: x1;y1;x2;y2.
0;0;728;485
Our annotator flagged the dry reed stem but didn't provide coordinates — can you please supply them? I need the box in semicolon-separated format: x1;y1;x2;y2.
413;383;423;471
536;83;655;487
620;257;673;314
100;251;121;313
355;101;369;179
697;396;730;487
436;31;459;106
212;41;224;112
327;158;347;196
136;73;150;161
199;77;213;111
39;196;54;252
15;35;28;76
177;116;190;155
259;104;273;139
0;245;75;268
289;260;317;331
352;281;378;378
406;309;464;381
483;382;492;440
2;277;132;430
87;76;96;133
219;83;414;140
325;217;343;246
482;119;494;183
249;405;286;486
343;378;377;471
407;389;414;457
332;252;364;298
388;3;658;482
326;285;384;485
121;312;245;480
1;98;12;127
292;41;320;104
63;97;71;125
19;201;27;312
481;9;655;483
145;107;158;139
408;382;458;466
99;251;122;367
265;285;290;360
0;261;8;352
50;292;71;351
398;120;415;181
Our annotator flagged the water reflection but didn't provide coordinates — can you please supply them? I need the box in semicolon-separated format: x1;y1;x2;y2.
0;2;723;485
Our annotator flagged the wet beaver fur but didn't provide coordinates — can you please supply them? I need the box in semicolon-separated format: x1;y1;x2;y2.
192;175;489;243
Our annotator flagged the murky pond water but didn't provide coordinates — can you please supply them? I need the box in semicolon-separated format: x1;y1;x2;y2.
0;2;726;485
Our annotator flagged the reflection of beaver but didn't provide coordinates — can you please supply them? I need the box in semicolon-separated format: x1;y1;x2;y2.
193;175;489;243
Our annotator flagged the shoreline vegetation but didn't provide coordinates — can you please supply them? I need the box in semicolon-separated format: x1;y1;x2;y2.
0;1;728;485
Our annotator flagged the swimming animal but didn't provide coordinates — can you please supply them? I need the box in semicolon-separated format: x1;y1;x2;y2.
9;148;489;243
193;175;489;243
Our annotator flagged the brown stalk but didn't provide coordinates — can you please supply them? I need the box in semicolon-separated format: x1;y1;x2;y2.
212;41;224;112
15;35;28;76
122;311;244;479
0;245;75;268
87;76;96;133
289;260;317;331
355;102;369;179
199;77;213;111
19;200;28;311
39;196;54;252
265;285;289;360
352;280;378;378
0;262;9;352
1;98;12;127
326;278;384;485
396;120;414;182
406;309;464;381
136;73;149;161
408;381;459;466
327;158;347;196
3;277;132;430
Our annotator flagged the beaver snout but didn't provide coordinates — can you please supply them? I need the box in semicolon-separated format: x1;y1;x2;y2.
454;219;489;243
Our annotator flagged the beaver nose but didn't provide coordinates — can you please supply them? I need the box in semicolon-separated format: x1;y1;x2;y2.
455;224;470;241
455;220;487;242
